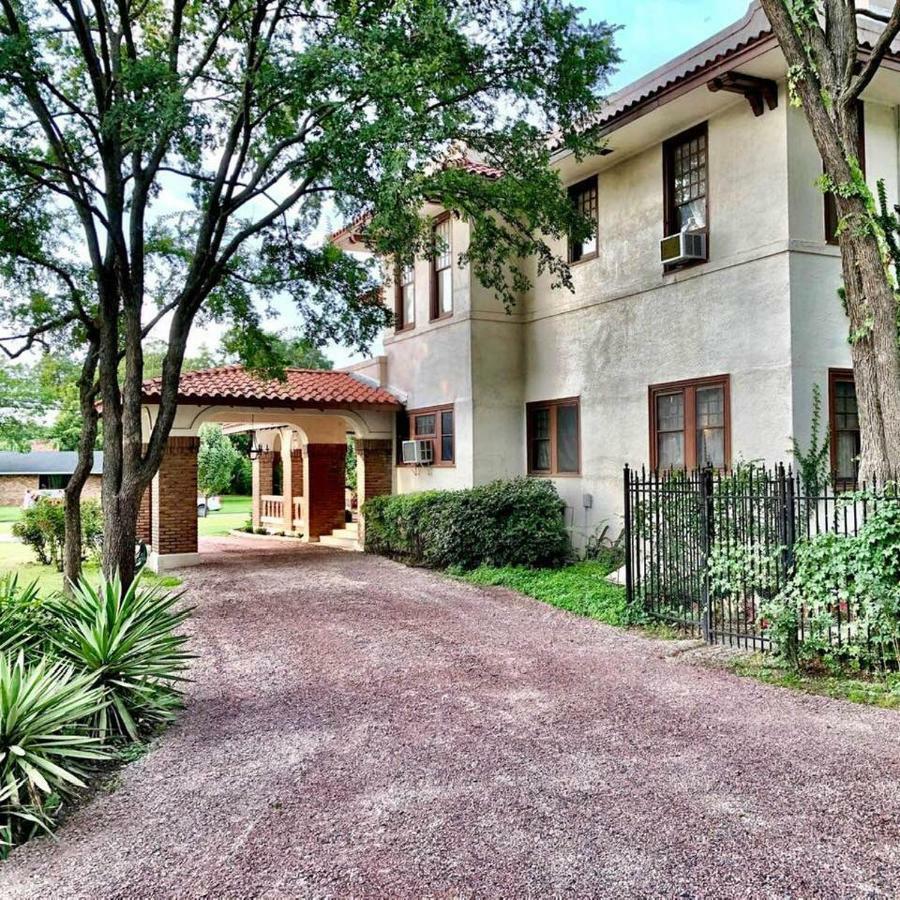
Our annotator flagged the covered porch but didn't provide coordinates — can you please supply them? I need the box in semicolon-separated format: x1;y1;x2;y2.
139;365;400;571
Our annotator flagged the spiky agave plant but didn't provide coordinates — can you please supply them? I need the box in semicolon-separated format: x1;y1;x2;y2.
49;573;193;741
0;652;107;854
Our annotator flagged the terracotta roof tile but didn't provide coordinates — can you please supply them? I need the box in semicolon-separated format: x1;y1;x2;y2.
141;365;401;410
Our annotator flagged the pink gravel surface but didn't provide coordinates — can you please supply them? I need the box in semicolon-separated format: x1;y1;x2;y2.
1;537;899;898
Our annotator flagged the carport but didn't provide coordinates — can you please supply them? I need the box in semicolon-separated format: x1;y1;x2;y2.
139;365;400;571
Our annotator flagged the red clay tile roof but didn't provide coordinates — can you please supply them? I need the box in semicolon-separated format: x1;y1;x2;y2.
141;365;401;410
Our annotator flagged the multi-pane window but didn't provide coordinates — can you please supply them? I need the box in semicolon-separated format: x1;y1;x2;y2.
649;376;730;470
395;263;415;331
431;216;453;319
568;176;598;263
406;405;455;465
665;124;708;236
829;369;860;483
526;398;580;475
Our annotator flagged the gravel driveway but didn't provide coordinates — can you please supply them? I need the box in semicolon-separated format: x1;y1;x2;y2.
2;537;899;898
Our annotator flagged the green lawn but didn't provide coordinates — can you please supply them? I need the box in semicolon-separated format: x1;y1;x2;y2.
198;495;251;537
0;505;19;539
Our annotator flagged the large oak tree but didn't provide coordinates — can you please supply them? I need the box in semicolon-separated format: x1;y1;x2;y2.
760;0;900;482
0;0;619;586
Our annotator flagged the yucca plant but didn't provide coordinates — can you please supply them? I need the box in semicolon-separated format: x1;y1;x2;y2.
0;652;107;854
0;574;52;662
48;573;192;741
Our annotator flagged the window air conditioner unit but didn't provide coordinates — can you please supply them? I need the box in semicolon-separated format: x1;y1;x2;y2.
402;439;433;465
660;231;706;265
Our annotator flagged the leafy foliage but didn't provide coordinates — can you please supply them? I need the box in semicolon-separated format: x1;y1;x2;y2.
0;653;107;855
790;383;831;496
13;499;102;571
198;425;241;503
461;561;641;628
363;478;571;570
0;575;52;663
762;490;900;670
48;575;192;741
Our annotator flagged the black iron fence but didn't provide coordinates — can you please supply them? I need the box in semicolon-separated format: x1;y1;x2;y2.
623;464;888;652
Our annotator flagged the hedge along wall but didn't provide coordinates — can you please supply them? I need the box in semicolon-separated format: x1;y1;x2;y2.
362;478;572;570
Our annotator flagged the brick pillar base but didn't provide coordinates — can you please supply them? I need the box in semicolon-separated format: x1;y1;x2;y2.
304;443;347;541
150;436;200;568
356;439;393;547
252;450;275;529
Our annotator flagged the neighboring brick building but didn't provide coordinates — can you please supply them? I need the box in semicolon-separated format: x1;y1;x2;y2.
0;451;103;506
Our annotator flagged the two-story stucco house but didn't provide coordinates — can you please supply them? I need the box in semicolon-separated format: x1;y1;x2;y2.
328;0;898;548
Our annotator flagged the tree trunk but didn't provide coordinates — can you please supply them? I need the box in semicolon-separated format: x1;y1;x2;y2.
62;343;100;593
839;205;900;482
102;484;141;588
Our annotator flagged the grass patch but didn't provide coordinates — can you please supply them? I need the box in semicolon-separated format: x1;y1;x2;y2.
198;494;251;537
709;652;900;710
0;541;180;594
459;561;641;628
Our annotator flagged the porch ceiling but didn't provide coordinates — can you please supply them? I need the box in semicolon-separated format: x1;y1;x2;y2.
141;364;401;411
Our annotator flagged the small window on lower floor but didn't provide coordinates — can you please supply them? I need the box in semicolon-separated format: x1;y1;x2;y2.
829;369;860;483
649;376;730;470
526;398;580;475
38;474;69;490
404;405;455;465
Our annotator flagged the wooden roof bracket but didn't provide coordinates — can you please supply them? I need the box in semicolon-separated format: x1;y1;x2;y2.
707;72;778;117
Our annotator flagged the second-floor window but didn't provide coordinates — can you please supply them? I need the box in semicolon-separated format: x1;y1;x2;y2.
664;124;708;237
431;215;453;319
568;176;598;263
395;263;415;331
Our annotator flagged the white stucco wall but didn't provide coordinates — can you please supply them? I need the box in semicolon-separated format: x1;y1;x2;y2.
370;77;898;546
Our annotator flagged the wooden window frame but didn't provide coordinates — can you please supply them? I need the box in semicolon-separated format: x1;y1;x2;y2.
403;404;455;467
567;176;599;265
648;374;731;471
663;122;709;269
430;212;453;322
828;367;860;485
394;262;415;333
825;102;865;245
526;397;581;477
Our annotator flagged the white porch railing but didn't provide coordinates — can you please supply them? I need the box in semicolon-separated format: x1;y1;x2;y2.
260;495;304;529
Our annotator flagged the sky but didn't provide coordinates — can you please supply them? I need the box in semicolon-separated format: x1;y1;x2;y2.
177;0;754;370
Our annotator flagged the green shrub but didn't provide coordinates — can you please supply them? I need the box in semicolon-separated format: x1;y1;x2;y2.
0;652;107;855
762;492;900;670
12;498;102;571
48;574;192;740
363;478;571;570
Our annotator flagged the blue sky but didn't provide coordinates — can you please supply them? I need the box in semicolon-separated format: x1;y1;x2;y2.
584;0;751;93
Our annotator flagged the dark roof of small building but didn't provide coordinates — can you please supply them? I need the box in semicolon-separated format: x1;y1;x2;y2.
0;450;103;476
141;365;401;410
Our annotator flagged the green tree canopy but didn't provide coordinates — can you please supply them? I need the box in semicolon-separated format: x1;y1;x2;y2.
0;0;619;584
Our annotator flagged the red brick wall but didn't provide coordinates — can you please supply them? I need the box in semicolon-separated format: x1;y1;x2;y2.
290;449;304;498
151;436;199;556
137;487;152;543
0;473;102;506
305;443;346;540
356;439;393;545
252;451;275;529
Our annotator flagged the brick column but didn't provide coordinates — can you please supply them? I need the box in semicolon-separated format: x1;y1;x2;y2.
150;436;200;563
252;450;275;529
137;487;152;543
356;439;394;547
303;443;347;541
289;448;304;530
